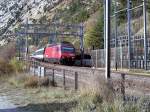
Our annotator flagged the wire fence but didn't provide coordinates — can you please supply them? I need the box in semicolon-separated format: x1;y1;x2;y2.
92;35;150;69
101;0;150;70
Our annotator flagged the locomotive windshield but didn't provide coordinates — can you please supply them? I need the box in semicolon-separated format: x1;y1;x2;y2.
61;47;75;53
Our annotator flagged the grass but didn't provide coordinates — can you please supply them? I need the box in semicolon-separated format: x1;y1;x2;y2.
71;89;146;112
0;56;148;112
0;59;148;112
8;74;51;88
0;43;25;77
0;57;25;81
0;58;14;75
0;73;149;112
111;68;150;77
9;57;24;73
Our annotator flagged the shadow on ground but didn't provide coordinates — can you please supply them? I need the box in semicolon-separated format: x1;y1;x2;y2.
0;101;77;112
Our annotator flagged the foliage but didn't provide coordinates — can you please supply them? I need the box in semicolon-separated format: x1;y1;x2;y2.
117;0;143;24
9;74;52;88
69;0;82;15
73;9;90;23
0;43;16;62
39;15;48;24
60;0;101;24
148;2;150;13
71;89;143;112
0;44;16;75
9;57;24;73
85;10;104;49
0;57;24;76
0;58;14;75
3;73;148;112
24;76;39;88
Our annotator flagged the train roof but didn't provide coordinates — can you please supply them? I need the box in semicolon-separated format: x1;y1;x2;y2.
47;41;74;47
35;48;44;52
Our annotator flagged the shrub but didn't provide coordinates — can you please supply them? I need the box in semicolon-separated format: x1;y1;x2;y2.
9;74;28;87
24;76;39;88
74;9;90;23
0;43;16;62
0;44;24;76
0;43;16;75
8;74;54;88
38;77;49;87
0;58;14;75
9;57;24;73
85;8;104;49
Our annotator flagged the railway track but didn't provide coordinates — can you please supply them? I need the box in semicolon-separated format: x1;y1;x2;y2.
34;60;150;77
28;60;150;96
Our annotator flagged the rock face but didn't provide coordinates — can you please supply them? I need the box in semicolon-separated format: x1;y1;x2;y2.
0;0;100;34
0;0;63;45
0;0;62;36
0;0;101;46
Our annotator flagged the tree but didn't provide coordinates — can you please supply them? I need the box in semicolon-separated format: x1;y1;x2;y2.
85;11;104;49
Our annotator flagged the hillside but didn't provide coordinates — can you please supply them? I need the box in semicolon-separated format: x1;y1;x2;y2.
0;0;102;46
0;0;63;36
0;0;101;34
0;0;149;47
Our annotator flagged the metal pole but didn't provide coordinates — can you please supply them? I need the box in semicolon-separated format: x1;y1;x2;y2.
52;69;55;86
143;0;148;70
121;73;125;101
63;69;66;89
80;23;84;66
120;40;123;69
127;0;132;69
25;18;28;60
105;0;111;79
96;50;98;68
104;0;106;49
114;0;118;71
75;72;78;90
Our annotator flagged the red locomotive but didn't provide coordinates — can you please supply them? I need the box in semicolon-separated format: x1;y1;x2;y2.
43;42;76;65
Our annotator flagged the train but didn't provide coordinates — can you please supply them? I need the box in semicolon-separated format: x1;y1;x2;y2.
30;48;44;61
30;42;76;65
44;42;76;65
30;42;92;66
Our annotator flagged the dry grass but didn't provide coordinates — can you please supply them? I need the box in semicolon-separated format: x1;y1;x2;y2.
8;74;52;88
73;75;148;112
3;73;148;112
0;43;16;62
0;57;24;76
24;76;39;88
24;76;49;88
0;58;14;75
0;43;24;76
111;68;150;77
71;87;146;112
9;57;24;73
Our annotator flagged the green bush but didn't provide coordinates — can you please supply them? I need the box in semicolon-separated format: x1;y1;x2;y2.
69;0;82;15
9;57;24;73
74;9;90;23
85;9;104;49
0;59;14;75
